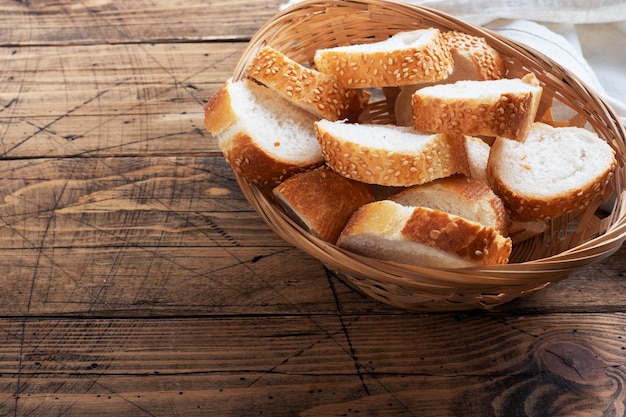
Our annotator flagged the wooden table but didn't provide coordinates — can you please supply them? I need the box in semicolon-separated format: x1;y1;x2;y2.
1;1;625;415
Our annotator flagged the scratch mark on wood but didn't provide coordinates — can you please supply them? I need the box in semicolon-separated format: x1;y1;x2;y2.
0;97;18;113
135;43;208;107
0;78;130;157
7;321;159;417
196;213;240;247
251;255;264;263
325;267;370;396
13;177;73;412
28;180;70;313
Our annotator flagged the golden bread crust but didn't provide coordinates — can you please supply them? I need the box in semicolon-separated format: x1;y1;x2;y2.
272;167;375;243
394;32;506;126
442;31;506;81
247;46;366;122
489;160;616;222
487;123;617;221
204;82;236;136
389;174;510;236
314;121;461;187
221;132;321;186
412;73;542;141
204;79;324;186
338;200;511;267
402;206;511;265
313;28;454;88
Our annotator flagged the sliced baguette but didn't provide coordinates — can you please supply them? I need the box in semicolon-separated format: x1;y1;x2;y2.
337;200;512;268
273;167;376;243
411;73;542;141
314;119;461;187
487;122;617;221
247;46;367;122
204;78;323;185
395;31;506;126
388;174;509;236
313;28;454;88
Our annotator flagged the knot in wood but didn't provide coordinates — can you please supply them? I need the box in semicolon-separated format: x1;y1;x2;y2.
538;342;607;385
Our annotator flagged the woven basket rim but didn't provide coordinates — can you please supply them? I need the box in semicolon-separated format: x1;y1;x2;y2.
227;0;626;309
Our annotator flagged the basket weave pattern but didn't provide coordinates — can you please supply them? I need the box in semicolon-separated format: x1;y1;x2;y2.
231;0;626;311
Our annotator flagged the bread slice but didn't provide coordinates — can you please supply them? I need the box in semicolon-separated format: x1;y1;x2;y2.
395;31;506;126
247;46;367;122
411;73;542;141
487;122;617;221
388;174;509;236
337;200;512;268
204;78;323;185
272;167;376;243
442;30;506;82
314;119;461;187
313;28;454;88
460;135;492;184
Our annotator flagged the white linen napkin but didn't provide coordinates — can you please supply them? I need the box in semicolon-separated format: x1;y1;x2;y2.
279;0;626;122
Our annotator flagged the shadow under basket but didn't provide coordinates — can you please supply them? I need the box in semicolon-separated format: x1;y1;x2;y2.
230;0;626;311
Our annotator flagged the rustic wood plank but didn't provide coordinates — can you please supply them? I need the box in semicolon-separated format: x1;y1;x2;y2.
0;155;622;317
1;314;625;416
0;247;355;317
0;0;623;415
0;42;241;157
0;0;283;45
0;154;358;317
0;156;272;248
0;243;622;318
499;244;626;313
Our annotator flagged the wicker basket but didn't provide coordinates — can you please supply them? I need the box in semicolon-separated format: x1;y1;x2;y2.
229;0;626;311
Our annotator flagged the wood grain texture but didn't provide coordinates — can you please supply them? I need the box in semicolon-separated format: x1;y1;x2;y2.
0;155;621;317
0;0;283;45
0;0;625;415
1;314;626;416
0;43;241;157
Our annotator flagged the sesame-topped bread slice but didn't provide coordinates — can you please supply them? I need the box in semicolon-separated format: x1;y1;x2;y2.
247;46;367;122
314;119;461;187
204;78;323;186
487;122;617;221
412;73;542;141
395;31;506;126
337;200;512;268
442;30;506;82
388;174;509;236
313;28;454;88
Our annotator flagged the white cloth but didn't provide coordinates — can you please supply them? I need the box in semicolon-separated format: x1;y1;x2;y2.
280;0;626;123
